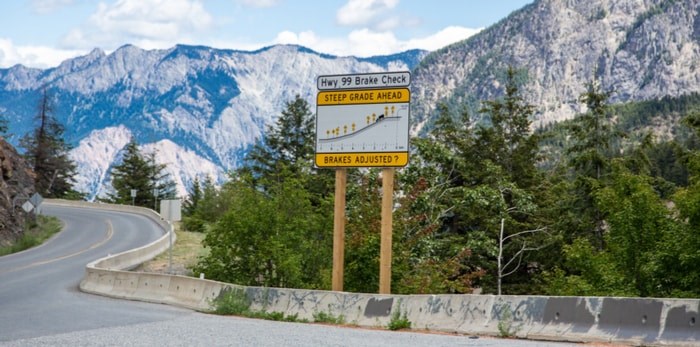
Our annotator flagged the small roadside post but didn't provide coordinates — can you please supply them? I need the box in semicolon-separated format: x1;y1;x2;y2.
152;189;160;211
160;199;182;274
130;189;137;206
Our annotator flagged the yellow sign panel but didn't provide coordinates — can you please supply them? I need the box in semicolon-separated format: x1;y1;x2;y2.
318;88;410;106
315;152;409;168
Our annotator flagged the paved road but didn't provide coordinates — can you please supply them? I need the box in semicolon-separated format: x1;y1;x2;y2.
0;204;188;342
0;204;578;346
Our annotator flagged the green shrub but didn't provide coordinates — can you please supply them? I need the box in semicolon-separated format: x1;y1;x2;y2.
313;311;345;324
212;288;308;323
497;307;517;338
387;309;411;331
212;288;250;315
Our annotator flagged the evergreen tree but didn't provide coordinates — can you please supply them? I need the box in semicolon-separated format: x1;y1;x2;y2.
390;68;548;294
0;113;8;138
182;176;221;232
244;94;333;199
194;95;334;289
476;66;539;188
20;88;78;198
108;140;176;208
563;78;623;248
183;177;203;216
246;95;316;184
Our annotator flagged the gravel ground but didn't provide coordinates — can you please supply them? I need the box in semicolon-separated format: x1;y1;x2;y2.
1;311;580;347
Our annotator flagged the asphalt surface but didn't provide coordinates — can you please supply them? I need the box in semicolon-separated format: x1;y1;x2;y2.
0;203;578;347
0;204;188;342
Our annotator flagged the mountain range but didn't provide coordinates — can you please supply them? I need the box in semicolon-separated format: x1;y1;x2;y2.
412;0;700;131
0;45;426;199
2;0;699;200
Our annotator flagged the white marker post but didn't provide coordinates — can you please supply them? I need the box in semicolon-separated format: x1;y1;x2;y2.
160;199;182;274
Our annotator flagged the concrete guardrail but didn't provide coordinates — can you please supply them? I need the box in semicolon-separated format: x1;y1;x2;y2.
48;200;700;346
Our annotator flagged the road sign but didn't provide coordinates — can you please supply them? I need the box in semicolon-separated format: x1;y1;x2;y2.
22;201;34;213
160;199;182;222
29;193;43;209
317;71;411;90
315;83;410;168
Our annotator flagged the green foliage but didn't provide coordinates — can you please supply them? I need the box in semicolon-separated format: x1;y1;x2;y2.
313;311;345;325
0;113;8;138
211;287;308;322
193;177;332;288
192;71;700;299
392;68;547;295
212;288;251;315
387;308;411;330
0;216;62;256
244;94;332;196
106;140;177;208
497;307;518;338
182;176;221;232
20;88;78;198
193;96;333;289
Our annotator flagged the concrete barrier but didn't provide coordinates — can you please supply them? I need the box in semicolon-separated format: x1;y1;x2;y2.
55;199;700;346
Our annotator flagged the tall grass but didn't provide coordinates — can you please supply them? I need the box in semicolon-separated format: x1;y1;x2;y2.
0;216;61;256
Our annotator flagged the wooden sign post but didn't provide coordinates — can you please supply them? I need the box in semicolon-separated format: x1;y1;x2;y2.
379;168;394;294
332;168;347;291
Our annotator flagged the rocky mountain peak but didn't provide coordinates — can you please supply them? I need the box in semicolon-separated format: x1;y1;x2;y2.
411;0;700;131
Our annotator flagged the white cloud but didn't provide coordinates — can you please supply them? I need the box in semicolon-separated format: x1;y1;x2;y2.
404;26;482;51
0;38;85;68
336;0;399;27
272;25;480;57
0;23;481;69
236;0;280;8
60;0;213;50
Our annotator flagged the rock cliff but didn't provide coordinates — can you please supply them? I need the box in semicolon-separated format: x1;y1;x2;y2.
0;138;35;245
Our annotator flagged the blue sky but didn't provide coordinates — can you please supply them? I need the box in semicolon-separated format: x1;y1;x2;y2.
0;0;533;68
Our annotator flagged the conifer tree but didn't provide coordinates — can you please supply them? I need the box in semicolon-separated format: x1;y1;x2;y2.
564;78;623;248
0;113;8;138
244;94;333;198
183;176;203;216
477;66;539;188
108;140;176;208
246;95;316;185
20;88;78;198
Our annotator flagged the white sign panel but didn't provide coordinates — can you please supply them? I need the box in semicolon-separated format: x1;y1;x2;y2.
317;71;411;90
22;201;34;213
160;199;182;222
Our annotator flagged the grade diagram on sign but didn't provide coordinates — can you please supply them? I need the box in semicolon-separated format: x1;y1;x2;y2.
316;103;409;153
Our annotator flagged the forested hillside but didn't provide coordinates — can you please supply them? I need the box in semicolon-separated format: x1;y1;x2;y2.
186;69;700;297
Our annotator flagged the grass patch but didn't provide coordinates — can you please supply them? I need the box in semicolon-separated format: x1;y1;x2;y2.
387;308;412;331
0;215;61;256
211;287;308;323
137;222;208;275
313;311;345;325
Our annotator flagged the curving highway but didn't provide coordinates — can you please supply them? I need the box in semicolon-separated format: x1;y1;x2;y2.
0;204;188;342
0;203;576;346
